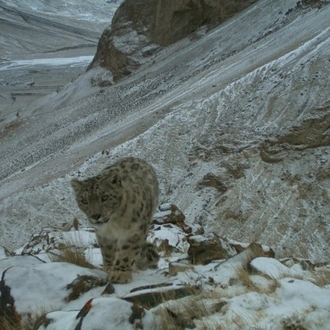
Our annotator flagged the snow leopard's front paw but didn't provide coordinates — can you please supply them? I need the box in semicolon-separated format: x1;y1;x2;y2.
108;269;132;284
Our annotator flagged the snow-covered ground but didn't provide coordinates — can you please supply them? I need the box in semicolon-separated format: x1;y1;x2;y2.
1;208;330;329
1;0;330;328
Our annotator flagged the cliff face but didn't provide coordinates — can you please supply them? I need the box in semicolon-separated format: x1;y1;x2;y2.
87;0;158;81
88;0;258;80
153;0;258;45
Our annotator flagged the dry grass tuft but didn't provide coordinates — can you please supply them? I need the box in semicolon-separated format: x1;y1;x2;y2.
155;308;191;330
23;309;51;330
236;266;280;294
155;298;213;330
310;268;330;287
153;287;231;330
0;311;45;330
49;232;96;269
236;266;257;290
0;317;21;330
280;313;307;330
50;245;96;269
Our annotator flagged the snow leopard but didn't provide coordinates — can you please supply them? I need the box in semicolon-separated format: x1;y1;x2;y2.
71;157;159;283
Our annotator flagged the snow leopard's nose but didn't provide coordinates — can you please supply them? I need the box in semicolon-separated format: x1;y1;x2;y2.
91;214;101;221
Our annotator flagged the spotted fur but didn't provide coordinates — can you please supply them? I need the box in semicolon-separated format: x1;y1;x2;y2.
71;157;159;283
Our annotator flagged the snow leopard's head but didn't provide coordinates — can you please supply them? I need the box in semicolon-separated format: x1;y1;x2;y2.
71;170;123;225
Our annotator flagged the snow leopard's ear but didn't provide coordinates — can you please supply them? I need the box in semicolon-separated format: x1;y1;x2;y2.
111;173;122;186
102;171;122;187
71;179;83;194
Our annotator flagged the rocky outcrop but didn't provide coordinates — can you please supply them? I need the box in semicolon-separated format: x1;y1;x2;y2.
153;0;260;45
2;205;330;329
260;101;330;163
87;0;160;81
88;0;258;81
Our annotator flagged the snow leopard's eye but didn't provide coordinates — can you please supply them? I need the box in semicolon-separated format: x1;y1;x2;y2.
80;198;88;205
101;195;109;202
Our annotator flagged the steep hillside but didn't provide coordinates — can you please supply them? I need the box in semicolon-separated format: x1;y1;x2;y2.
1;0;330;266
0;0;121;124
0;0;120;58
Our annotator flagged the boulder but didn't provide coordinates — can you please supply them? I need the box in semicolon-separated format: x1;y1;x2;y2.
188;235;275;265
0;261;106;315
188;234;236;264
88;0;258;80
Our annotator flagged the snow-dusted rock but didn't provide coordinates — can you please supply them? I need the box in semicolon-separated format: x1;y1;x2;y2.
0;255;44;274
194;278;330;330
188;235;274;265
123;281;200;308
250;257;299;280
1;261;106;314
35;297;159;330
188;234;237;264
149;204;202;254
153;204;186;227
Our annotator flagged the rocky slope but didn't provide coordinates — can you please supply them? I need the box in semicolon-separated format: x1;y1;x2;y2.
1;0;330;266
1;206;329;329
